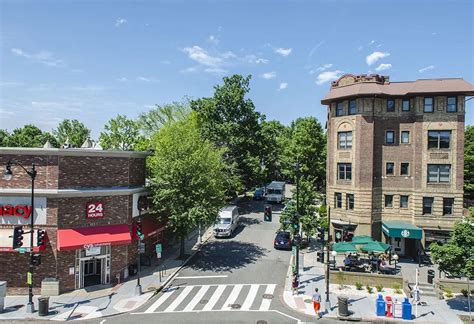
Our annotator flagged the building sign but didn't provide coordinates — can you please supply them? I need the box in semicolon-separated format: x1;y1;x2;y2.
86;201;104;219
85;246;101;256
83;242;111;250
401;229;410;238
0;197;47;225
132;192;152;218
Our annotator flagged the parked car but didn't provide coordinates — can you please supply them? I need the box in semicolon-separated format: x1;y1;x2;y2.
253;187;265;200
274;231;292;250
214;205;240;238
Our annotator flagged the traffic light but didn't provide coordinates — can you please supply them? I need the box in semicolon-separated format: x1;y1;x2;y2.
292;215;299;233
36;229;46;247
317;250;325;263
264;205;272;222
32;254;41;266
317;227;325;243
12;226;24;249
136;221;144;240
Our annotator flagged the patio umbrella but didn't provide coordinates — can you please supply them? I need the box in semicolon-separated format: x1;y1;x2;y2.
332;242;358;253
360;241;391;253
351;235;374;245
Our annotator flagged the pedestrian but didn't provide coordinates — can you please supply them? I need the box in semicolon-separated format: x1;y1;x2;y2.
292;275;299;295
412;284;422;305
312;288;322;317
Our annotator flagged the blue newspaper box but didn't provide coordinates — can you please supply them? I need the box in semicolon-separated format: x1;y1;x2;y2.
402;297;412;320
376;294;386;316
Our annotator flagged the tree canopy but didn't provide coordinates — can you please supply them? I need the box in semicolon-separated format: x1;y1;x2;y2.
430;216;474;278
6;125;59;148
53;119;91;148
148;112;227;257
99;114;143;151
465;126;474;199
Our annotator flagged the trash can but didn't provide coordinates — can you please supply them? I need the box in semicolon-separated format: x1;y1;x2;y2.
338;295;350;317
402;297;412;320
38;296;49;316
376;294;386;316
427;269;435;284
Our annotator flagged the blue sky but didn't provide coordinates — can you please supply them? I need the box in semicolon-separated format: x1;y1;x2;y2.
1;0;473;138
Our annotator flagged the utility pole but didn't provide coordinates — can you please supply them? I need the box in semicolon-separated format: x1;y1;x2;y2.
294;159;300;280
325;205;331;312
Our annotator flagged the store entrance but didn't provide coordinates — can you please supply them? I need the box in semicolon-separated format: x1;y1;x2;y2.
83;258;103;287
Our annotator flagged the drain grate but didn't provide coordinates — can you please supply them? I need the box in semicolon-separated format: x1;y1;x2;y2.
304;298;312;303
199;299;208;304
230;303;241;309
262;294;274;299
256;321;268;324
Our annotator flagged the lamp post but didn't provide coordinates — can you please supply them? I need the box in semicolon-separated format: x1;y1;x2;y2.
293;159;300;279
393;254;399;273
4;160;37;313
326;206;331;312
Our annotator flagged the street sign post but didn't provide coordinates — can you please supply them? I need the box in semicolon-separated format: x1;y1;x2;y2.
155;244;162;253
138;242;145;254
157;252;162;259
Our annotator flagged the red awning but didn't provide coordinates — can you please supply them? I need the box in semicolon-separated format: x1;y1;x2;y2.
57;224;132;251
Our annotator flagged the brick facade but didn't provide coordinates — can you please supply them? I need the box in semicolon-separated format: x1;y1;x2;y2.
323;75;472;250
0;148;150;294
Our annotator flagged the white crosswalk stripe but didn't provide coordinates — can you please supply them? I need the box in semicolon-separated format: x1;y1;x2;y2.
142;284;277;314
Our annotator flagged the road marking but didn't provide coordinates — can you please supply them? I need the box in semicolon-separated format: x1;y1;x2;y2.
176;275;228;279
144;288;176;313
202;285;226;311
221;284;243;310
182;285;210;311
163;285;194;312
259;284;276;310
240;284;260;310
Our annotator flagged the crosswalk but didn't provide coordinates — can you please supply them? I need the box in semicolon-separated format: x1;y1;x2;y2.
143;284;277;313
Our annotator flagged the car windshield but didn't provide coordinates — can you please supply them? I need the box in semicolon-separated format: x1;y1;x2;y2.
216;218;231;225
268;189;282;195
277;232;290;239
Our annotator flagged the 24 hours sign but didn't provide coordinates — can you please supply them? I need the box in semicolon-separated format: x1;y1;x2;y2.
86;201;104;219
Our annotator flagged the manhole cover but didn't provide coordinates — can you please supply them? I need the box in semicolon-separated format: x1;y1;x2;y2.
230;303;241;309
262;294;274;299
304;298;312;303
199;299;208;304
257;321;268;324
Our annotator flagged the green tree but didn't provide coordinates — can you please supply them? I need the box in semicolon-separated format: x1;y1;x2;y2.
0;129;10;146
138;101;189;137
191;74;264;190
430;216;474;278
99;115;143;150
53;119;91;148
465;126;474;199
6;125;57;148
282;117;326;190
148;112;227;258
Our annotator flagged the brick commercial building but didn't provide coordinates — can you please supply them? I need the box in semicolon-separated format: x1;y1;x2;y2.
0;147;163;294
322;74;474;259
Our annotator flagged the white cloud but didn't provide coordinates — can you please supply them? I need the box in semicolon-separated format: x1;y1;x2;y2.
315;70;343;85
11;48;65;67
255;58;269;64
261;72;276;79
180;67;197;73
244;55;269;64
117;77;128;82
316;63;333;72
0;81;23;87
136;76;156;82
208;35;219;45
183;46;223;67
275;47;292;57
204;67;227;75
375;63;392;71
370;40;376;45
366;51;390;66
115;18;127;27
418;65;435;73
278;82;288;91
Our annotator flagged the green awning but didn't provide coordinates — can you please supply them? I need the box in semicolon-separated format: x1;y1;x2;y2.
332;242;358;253
360;241;391;253
351;235;374;245
382;221;422;239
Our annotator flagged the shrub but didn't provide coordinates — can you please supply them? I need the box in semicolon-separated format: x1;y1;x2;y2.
376;284;384;292
461;289;469;297
392;283;402;294
336;271;345;289
366;285;373;294
355;282;363;290
444;288;454;298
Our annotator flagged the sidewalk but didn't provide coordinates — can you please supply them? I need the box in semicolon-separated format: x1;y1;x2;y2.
0;226;213;321
281;238;463;323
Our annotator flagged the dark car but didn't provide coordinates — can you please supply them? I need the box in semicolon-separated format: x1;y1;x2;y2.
274;231;292;250
253;187;265;200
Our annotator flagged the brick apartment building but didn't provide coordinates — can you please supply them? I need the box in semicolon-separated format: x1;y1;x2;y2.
322;74;474;258
0;147;164;294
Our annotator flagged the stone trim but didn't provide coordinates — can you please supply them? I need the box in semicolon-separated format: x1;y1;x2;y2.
0;186;147;198
0;147;150;158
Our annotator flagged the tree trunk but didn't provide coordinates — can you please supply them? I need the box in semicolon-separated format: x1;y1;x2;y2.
179;235;185;259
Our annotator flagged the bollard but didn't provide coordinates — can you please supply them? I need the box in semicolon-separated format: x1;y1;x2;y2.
385;296;393;317
376;294;386;316
402;297;412;320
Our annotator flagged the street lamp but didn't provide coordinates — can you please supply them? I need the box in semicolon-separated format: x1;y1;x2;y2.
4;160;37;313
331;250;337;270
393;254;399;273
293;159;301;279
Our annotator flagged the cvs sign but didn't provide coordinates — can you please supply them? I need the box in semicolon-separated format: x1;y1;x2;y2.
0;205;32;219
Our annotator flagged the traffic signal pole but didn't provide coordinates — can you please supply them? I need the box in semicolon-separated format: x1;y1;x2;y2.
27;164;36;314
135;219;143;296
295;159;300;280
325;206;331;312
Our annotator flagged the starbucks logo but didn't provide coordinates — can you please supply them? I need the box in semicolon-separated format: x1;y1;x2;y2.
401;229;410;238
335;232;342;239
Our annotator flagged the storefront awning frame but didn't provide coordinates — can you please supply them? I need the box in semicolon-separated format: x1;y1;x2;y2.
382;221;423;240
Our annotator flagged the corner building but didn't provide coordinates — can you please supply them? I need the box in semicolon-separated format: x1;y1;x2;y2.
0;148;163;294
322;74;474;258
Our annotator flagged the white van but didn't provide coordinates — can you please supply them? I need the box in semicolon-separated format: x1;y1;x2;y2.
265;181;286;203
214;205;240;238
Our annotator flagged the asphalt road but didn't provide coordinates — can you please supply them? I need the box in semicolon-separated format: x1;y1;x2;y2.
84;199;319;324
